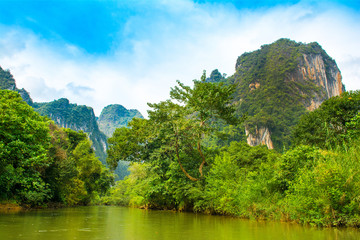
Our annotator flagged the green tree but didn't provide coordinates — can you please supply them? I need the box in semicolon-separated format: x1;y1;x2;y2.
151;71;237;180
0;89;113;206
108;71;238;181
71;139;113;203
0;90;51;205
47;125;113;205
107;118;153;172
292;91;360;149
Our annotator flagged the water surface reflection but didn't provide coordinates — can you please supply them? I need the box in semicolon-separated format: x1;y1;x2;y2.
0;206;359;240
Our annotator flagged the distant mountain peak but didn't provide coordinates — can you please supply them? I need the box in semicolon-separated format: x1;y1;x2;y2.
98;104;144;137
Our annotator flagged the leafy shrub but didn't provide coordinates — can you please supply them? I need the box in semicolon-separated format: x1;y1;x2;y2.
285;141;360;227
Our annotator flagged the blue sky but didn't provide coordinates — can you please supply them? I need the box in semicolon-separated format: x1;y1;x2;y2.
0;0;359;116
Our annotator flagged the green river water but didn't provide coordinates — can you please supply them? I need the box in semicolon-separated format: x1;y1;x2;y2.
0;206;359;240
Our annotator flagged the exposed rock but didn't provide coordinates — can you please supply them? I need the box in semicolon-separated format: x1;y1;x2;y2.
249;82;260;91
306;99;322;111
245;126;274;149
290;53;345;111
0;66;33;106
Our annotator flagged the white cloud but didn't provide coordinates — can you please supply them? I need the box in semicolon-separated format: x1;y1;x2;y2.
0;1;359;118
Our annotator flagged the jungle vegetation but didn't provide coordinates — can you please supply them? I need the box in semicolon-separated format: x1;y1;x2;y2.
0;90;113;207
103;72;360;227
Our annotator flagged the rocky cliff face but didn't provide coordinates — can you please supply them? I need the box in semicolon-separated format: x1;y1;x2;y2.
0;66;33;106
98;104;144;137
245;127;274;149
289;53;345;111
33;98;108;163
229;39;345;150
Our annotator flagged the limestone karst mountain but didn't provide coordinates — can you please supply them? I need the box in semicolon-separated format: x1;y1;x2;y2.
226;38;345;150
33;98;108;163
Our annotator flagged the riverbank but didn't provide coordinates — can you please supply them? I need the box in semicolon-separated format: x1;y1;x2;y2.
0;201;71;213
0;203;23;213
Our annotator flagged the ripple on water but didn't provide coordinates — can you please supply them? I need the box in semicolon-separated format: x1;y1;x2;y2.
38;229;69;232
78;228;92;232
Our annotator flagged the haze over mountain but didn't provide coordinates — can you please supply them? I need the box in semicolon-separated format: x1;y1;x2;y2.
0;1;359;117
0;38;347;155
0;66;33;106
0;66;143;163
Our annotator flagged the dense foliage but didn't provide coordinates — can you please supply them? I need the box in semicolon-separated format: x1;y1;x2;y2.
292;90;360;149
0;90;113;206
104;79;360;227
0;90;51;205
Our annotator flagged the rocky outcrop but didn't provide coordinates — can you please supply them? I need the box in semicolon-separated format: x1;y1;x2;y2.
0;66;33;106
289;53;345;111
245;127;274;149
301;54;344;97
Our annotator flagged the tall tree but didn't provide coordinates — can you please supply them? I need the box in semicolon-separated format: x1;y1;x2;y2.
107;71;238;181
0;90;51;204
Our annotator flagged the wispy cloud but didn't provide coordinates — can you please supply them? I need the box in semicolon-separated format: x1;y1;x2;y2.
0;0;359;117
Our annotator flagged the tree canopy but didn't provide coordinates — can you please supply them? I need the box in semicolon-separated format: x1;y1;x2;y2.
0;90;113;206
292;90;360;149
104;78;360;227
107;71;238;181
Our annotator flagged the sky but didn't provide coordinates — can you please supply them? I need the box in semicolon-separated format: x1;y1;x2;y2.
0;0;359;117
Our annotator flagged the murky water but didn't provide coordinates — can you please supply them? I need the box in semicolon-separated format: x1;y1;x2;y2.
0;206;359;240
